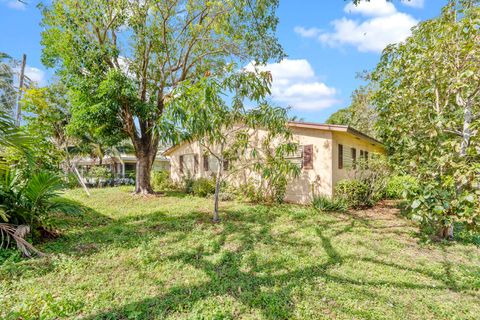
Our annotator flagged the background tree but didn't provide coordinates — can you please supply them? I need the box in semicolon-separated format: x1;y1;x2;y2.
41;0;284;194
0;53;17;115
372;0;480;239
326;85;378;139
171;69;299;222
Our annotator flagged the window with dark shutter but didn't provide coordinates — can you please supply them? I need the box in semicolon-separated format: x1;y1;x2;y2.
360;150;364;159
338;144;344;169
179;155;184;173
194;155;199;174
302;144;313;170
223;159;229;171
351;147;357;169
364;151;369;161
203;155;209;171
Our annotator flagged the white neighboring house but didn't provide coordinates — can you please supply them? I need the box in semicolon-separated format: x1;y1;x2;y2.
74;150;170;180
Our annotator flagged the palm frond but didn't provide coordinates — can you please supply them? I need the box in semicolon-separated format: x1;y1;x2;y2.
0;223;44;258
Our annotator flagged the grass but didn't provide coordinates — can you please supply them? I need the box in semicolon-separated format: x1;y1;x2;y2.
1;187;480;319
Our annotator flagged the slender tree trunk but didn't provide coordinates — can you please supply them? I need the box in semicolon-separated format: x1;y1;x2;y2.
213;159;222;223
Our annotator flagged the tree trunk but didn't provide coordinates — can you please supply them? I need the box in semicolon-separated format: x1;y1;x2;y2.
213;161;222;223
134;142;158;195
212;148;225;223
438;225;454;240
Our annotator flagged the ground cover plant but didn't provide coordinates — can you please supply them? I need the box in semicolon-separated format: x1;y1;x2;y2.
1;187;479;319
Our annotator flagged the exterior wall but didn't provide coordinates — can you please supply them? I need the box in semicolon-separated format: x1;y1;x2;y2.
166;128;385;205
284;127;333;204
167;127;334;204
331;131;385;190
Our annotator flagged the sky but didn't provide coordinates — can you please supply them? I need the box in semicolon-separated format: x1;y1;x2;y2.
0;0;448;123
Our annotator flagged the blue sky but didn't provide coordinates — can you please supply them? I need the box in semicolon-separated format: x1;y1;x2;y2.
0;0;447;122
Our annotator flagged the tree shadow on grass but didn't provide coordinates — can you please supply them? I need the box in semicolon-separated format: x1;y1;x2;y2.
80;204;480;320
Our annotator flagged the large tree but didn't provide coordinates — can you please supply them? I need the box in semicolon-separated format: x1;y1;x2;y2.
372;0;480;239
40;0;284;194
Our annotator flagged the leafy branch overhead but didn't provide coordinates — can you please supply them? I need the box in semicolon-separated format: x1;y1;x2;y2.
169;68;300;221
41;0;284;194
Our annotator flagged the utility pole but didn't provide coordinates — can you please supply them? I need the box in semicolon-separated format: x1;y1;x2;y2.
15;53;26;127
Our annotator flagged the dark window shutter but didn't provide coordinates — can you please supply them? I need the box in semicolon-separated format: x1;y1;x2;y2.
194;154;199;174
179;155;184;173
338;144;343;169
365;151;369;161
203;155;209;171
223;159;229;171
303;145;313;170
360;150;364;160
351;147;357;169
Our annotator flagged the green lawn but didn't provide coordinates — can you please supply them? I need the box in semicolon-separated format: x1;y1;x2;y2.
1;187;479;319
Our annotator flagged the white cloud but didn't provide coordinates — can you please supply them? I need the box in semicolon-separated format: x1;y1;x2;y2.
24;66;45;85
297;0;418;53
401;0;424;8
246;59;341;110
2;0;26;10
293;26;322;38
344;0;396;17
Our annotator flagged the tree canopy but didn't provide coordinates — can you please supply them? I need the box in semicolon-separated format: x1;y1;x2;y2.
41;0;284;194
372;0;480;238
326;85;377;139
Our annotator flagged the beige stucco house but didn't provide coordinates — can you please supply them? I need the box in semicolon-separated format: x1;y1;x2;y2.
164;121;385;204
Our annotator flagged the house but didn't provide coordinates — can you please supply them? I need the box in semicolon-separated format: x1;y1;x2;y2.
163;121;385;204
74;150;170;179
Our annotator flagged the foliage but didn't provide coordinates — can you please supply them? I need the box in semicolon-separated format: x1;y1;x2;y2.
2;187;480;319
386;175;418;199
41;0;284;194
170;69;300;221
335;179;372;209
182;175;195;195
0;52;17;114
87;167;111;180
404;177;479;236
192;178;216;197
372;0;480;237
0;169;82;240
326;85;378;138
151;170;173;192
312;195;348;212
64;172;79;189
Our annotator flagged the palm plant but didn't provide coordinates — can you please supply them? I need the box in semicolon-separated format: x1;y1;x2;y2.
0;169;81;230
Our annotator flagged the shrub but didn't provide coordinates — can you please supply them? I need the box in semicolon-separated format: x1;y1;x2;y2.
0;169;82;241
64;172;79;189
386;175;418;199
192;178;216;197
335;179;372;209
88;167;111;180
312;195;347;212
182;176;195;194
151;170;172;191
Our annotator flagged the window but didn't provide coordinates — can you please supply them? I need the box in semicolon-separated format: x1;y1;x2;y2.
194;154;199;174
179;155;184;173
338;144;343;169
203;155;209;171
179;154;196;175
360;150;364;160
351;147;357;169
364;151;369;162
302;144;313;170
